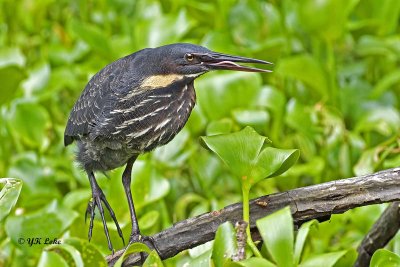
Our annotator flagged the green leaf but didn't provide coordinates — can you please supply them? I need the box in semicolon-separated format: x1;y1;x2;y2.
370;249;400;267
251;147;300;184
69;19;112;57
5;200;78;253
212;222;237;267
294;220;318;264
276;55;328;100
114;242;152;267
201;126;268;178
0;178;22;222
45;243;84;267
138;210;160;230
229;257;276;267
37;251;69;267
299;251;348;267
206;118;233;136
64;238;107;267
143;249;164;267
232;110;270;132
130;160;170;209
6;100;50;148
197;72;262;120
256;206;294;267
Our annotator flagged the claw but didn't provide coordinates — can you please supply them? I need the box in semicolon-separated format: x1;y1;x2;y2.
86;171;125;251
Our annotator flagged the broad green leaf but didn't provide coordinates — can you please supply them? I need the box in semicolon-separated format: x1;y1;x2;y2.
131;160;170;209
45;243;84;267
370;249;400;267
228;257;276;267
256;207;294;267
232;110;270;132
212;222;237;267
64;238;107;267
0;178;22;222
143;249;164;267
251;147;300;184
114;242;152;267
139;210;160;230
22;63;50;96
276;55;328;100
0;47;25;67
37;251;69;267
201;126;267;178
6;100;50;148
187;249;212;267
5;200;78;253
297;0;358;41
206;118;233;136
69;19;112;57
372;70;400;98
197;72;262;120
0;66;26;105
294;220;318;264
300;251;348;267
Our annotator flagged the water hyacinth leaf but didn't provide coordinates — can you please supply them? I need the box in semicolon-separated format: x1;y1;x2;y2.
131;160;170;209
201;126;268;178
212;221;237;267
0;178;22;222
251;147;300;185
138;210;160;230
37;251;69;267
294;220;318;264
7;101;50;148
206;118;233;136
197;72;262;120
256;206;294;267
276;55;328;100
69;19;112;57
370;249;400;267
143;249;164;267
45;243;84;267
0;66;26;105
232;110;270;132
299;251;348;267
114;242;152;267
228;257;276;267
5;200;78;252
64;238;107;267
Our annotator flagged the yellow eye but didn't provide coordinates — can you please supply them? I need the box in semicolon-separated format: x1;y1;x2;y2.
185;53;194;62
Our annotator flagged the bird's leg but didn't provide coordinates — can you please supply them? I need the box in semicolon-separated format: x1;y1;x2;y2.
122;157;159;254
85;171;125;252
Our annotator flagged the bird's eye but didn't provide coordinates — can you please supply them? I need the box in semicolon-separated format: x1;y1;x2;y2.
185;53;194;62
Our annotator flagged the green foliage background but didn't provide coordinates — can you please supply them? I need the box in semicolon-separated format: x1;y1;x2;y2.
0;0;399;266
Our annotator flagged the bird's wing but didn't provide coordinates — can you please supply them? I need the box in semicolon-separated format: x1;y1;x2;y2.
64;55;139;146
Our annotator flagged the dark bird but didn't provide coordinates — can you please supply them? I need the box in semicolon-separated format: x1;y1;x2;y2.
64;43;272;252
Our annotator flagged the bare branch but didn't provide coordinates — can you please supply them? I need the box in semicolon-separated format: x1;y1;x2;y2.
354;201;400;267
106;167;400;266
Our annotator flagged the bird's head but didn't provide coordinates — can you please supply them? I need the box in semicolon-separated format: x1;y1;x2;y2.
134;43;272;90
150;43;272;78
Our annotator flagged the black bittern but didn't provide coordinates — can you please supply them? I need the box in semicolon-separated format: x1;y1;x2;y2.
64;43;272;252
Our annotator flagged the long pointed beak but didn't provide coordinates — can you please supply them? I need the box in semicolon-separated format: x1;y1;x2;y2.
194;52;273;73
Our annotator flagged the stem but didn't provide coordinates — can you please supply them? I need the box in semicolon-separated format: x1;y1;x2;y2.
242;182;262;258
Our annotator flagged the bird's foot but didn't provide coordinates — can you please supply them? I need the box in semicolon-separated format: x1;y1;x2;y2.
124;233;160;263
85;187;125;252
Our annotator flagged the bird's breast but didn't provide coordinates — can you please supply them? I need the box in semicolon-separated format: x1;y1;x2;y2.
109;82;196;153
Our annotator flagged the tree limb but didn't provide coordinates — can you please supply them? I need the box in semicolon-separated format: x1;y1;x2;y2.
354;201;400;267
106;167;400;266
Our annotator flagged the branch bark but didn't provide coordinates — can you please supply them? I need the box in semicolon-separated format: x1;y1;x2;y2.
106;167;400;266
354;201;400;267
